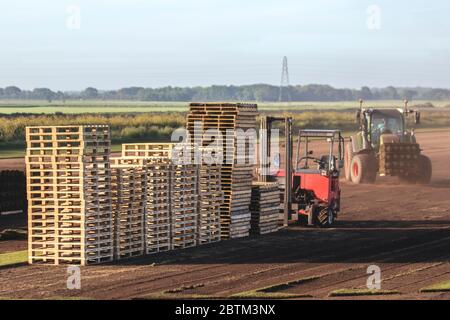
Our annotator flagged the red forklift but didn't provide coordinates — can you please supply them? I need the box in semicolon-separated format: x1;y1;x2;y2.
259;117;344;227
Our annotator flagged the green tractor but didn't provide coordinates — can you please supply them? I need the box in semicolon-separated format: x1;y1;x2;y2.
344;100;432;184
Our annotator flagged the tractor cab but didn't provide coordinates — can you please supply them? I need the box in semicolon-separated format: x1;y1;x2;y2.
368;109;404;148
357;108;408;150
293;130;344;227
355;105;420;153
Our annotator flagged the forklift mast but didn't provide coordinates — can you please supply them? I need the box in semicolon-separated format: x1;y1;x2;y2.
259;116;293;226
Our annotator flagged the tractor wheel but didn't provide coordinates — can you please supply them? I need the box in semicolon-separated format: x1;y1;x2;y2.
417;155;432;184
344;143;353;181
316;207;334;228
350;154;377;184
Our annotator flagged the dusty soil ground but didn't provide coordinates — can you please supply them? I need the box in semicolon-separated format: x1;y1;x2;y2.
0;240;26;254
0;158;25;171
0;130;450;300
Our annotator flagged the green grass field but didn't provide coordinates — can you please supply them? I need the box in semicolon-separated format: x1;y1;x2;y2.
1;100;449;159
328;288;399;297
420;280;450;293
0;250;28;267
0;147;26;158
0;99;448;114
0;101;187;114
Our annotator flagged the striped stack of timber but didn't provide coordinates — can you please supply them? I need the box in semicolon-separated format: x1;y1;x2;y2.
144;157;171;253
121;143;198;250
25;125;113;265
197;150;222;245
110;158;146;260
249;182;280;235
170;162;198;249
186;103;258;239
110;156;171;254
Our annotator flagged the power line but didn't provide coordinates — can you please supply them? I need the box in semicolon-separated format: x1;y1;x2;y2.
279;56;291;102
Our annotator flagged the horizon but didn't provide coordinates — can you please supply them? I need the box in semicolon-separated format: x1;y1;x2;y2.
2;83;450;93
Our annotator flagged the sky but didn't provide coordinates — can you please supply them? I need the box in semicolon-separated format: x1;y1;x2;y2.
1;0;450;90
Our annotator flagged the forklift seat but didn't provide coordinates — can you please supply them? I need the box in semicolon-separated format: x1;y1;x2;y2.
318;155;336;171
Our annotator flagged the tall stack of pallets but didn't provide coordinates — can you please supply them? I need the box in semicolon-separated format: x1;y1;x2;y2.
186;103;258;239
110;158;146;260
197;150;222;245
121;143;198;250
26;125;114;265
250;182;280;235
170;162;198;249
144;157;172;253
110;156;171;254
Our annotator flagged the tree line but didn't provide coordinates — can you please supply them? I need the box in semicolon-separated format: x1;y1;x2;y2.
2;84;450;102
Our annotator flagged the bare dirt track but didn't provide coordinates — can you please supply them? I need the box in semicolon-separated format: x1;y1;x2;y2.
0;158;25;171
0;130;450;300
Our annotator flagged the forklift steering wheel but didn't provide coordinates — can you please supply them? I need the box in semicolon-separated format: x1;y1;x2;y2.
299;156;323;166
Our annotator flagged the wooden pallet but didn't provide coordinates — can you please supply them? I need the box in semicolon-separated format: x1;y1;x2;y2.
26;125;114;266
121;143;194;163
122;143;176;158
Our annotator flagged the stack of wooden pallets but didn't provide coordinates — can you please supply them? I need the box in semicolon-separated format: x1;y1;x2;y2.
186;103;258;239
249;182;280;235
121;143;198;250
144;157;171;253
170;162;198;249
197;159;222;245
110;158;146;260
110;156;171;254
26;125;113;265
